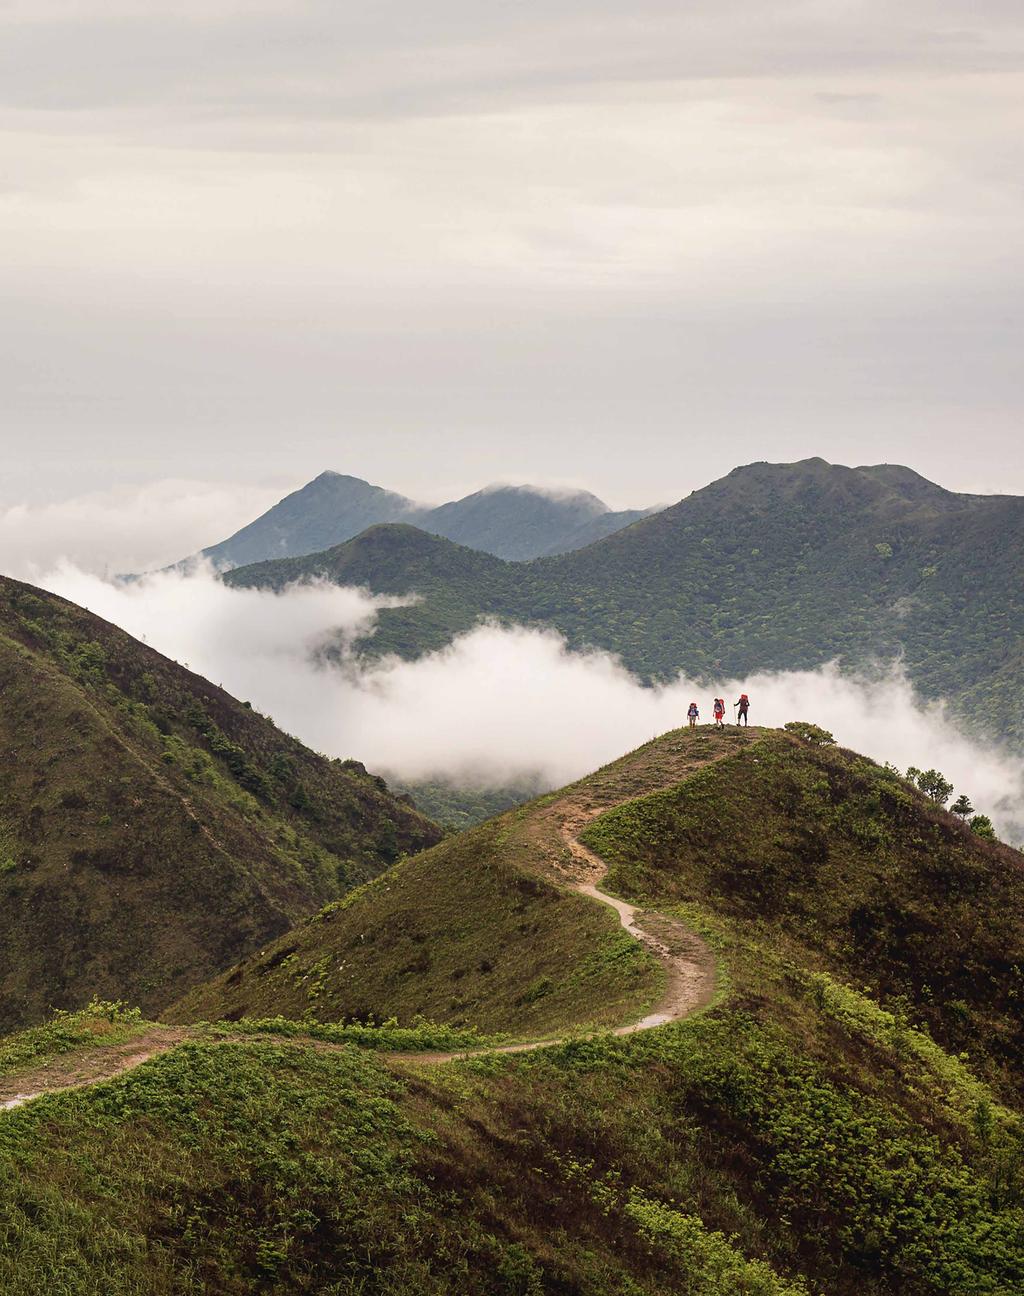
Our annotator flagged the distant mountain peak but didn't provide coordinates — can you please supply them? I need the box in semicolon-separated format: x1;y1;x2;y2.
185;472;650;568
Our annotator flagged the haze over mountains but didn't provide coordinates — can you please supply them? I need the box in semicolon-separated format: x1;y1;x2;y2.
195;470;654;568
225;457;1024;748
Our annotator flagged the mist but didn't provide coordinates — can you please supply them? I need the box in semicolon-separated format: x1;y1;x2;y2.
39;565;1024;840
1;479;283;580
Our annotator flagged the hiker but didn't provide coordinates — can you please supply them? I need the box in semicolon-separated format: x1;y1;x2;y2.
734;693;750;726
713;697;725;728
687;701;700;729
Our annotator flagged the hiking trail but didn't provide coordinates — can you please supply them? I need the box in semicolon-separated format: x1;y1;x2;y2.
1;735;746;1107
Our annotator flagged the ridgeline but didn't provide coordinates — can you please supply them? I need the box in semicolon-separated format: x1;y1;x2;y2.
1;724;1022;1293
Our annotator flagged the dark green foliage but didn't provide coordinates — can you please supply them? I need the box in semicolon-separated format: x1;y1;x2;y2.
783;721;836;746
228;459;1024;746
2;727;1024;1293
0;577;439;1031
392;778;541;830
971;814;998;840
915;768;955;806
952;793;976;819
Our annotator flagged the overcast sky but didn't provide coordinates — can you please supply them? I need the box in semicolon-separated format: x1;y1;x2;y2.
2;1;1022;516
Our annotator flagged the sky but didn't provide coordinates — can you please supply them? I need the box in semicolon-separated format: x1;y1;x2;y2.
1;1;1023;521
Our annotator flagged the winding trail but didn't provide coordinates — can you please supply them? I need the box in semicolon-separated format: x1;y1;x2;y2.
1;736;743;1107
393;790;716;1065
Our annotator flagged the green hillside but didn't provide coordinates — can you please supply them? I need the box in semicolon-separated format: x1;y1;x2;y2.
227;458;1024;745
0;577;439;1031
167;729;738;1035
1;726;1023;1294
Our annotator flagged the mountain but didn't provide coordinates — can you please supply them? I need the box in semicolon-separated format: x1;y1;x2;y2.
0;576;440;1031
421;484;650;561
3;725;1022;1294
226;457;1024;746
189;470;652;567
197;471;419;569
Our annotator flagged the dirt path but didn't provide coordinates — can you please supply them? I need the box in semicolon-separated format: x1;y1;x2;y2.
0;1026;188;1111
2;736;743;1103
394;787;717;1065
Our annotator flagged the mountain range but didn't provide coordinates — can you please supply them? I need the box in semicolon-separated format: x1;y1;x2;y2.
194;470;654;567
225;457;1024;747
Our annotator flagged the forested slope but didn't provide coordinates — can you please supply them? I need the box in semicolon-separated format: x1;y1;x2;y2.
0;577;439;1029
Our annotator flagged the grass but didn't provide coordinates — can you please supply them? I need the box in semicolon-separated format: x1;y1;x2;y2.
2;727;1023;1292
0;576;439;1032
0;1001;150;1079
167;728;756;1035
581;732;1024;1099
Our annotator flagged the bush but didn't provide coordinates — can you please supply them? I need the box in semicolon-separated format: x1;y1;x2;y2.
784;721;836;747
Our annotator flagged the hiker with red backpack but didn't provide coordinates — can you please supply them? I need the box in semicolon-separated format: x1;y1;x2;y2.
734;693;750;726
687;701;700;729
713;697;726;728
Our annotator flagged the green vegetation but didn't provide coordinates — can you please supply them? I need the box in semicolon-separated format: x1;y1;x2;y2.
392;777;541;830
582;733;1024;1099
0;577;439;1031
0;1001;148;1079
228;459;1024;745
2;726;1023;1292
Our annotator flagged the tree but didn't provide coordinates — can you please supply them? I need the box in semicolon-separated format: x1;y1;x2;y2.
951;794;974;819
970;814;997;841
915;769;954;807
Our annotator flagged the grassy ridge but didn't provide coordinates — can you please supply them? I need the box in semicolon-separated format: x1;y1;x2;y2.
167;805;665;1037
3;728;1023;1291
0;578;439;1030
582;732;1024;1099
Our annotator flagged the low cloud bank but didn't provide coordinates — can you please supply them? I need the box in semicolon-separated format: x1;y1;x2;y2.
38;566;1024;840
1;479;282;580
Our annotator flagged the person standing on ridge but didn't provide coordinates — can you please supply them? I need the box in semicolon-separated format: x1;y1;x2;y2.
735;693;750;726
687;701;700;729
713;697;725;728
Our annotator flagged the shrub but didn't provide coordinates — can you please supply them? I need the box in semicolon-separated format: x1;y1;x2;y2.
784;721;836;747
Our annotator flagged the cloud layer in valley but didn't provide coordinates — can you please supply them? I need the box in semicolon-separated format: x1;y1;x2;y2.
40;566;1024;840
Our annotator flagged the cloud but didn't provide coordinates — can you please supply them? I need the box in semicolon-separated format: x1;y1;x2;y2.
34;567;1024;841
1;3;1023;507
0;480;284;580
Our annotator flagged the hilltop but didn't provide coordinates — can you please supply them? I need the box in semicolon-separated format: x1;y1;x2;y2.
2;724;1022;1294
194;470;652;568
226;458;1024;745
171;727;1024;1097
0;577;439;1031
